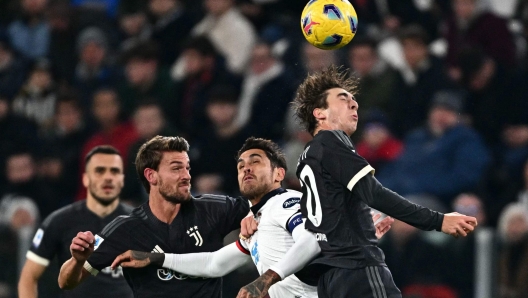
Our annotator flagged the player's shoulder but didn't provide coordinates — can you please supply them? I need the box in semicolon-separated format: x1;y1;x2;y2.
193;194;247;208
41;200;86;228
267;189;302;211
99;205;146;238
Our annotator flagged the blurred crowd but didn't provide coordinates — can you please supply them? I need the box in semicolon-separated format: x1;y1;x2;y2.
1;0;528;297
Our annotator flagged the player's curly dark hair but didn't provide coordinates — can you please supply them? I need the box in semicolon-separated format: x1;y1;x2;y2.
237;137;287;172
135;135;190;193
292;65;359;136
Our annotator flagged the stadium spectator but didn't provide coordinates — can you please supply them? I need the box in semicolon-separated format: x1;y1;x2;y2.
0;151;54;218
76;89;138;200
388;25;454;137
0;34;28;100
384;0;442;40
170;36;240;137
116;4;151;53
42;92;92;204
355;111;403;174
7;0;50;60
117;41;175;119
73;27;119;109
0;95;39;178
148;0;195;65
497;203;528;298
192;85;249;195
301;41;338;74
379;90;491;206
46;2;77;84
191;0;257;74
456;47;517;145
234;41;296;141
443;0;516;69
71;0;120;18
11;59;57;134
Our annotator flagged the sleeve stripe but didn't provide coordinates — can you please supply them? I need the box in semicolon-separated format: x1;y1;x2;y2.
236;240;250;255
286;213;303;233
100;216;133;237
83;261;99;276
347;165;375;191
26;251;50;267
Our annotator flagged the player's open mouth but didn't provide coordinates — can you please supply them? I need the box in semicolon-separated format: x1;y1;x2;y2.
102;186;114;190
243;175;255;182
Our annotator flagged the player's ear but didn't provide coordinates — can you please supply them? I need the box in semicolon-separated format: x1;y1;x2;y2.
144;168;158;186
313;108;326;122
82;172;89;188
274;167;286;183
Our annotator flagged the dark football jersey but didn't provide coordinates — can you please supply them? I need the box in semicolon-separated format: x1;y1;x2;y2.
296;130;382;270
296;130;444;272
85;195;250;298
27;200;134;298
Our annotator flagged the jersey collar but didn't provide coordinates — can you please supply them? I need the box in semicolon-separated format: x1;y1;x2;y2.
250;188;287;214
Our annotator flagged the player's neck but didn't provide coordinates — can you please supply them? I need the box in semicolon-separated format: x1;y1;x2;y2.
86;197;119;218
149;193;181;224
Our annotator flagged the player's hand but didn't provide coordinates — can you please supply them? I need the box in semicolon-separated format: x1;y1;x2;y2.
70;231;95;263
236;270;280;298
240;215;258;240
373;214;394;239
111;250;154;270
441;212;478;238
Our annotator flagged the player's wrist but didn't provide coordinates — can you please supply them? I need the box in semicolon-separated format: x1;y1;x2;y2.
148;253;165;267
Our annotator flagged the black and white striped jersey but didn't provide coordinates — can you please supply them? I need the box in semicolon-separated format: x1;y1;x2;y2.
27;200;134;298
296;130;444;272
84;195;249;298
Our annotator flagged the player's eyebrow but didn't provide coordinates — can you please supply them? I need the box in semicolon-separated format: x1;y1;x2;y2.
338;92;351;99
169;160;185;165
237;153;262;163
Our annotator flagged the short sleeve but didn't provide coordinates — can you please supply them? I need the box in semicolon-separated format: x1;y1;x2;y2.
85;217;132;275
26;213;61;266
319;131;374;191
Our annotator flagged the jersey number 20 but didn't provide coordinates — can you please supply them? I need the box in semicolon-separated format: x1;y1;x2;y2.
299;165;322;227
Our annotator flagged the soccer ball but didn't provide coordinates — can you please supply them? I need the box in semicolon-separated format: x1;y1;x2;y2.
301;0;358;50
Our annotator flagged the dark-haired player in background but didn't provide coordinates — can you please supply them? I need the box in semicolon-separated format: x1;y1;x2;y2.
58;136;251;297
18;145;134;298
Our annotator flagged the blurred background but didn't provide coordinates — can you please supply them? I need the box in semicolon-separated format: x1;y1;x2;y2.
1;0;528;297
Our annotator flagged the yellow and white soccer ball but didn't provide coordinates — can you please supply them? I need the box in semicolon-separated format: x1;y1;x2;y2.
301;0;358;50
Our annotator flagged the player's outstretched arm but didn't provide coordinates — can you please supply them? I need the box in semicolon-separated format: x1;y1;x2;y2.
111;242;251;278
58;231;94;289
440;212;477;237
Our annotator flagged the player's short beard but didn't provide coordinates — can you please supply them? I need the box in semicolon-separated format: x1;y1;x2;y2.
89;188;119;206
240;169;273;202
159;177;191;204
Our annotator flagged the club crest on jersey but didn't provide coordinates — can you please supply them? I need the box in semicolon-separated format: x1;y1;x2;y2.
283;197;301;209
187;226;203;246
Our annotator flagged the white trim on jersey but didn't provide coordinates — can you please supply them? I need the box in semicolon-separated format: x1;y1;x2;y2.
84;261;99;276
26;251;50;267
347;165;375;191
